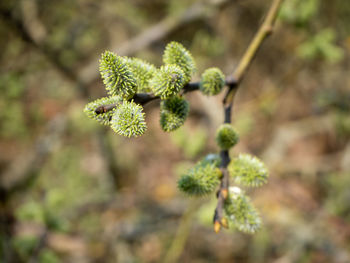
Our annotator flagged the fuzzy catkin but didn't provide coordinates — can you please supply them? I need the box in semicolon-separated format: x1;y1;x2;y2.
178;162;221;196
123;57;156;93
228;154;268;187
199;67;225;96
99;51;137;99
224;187;261;233
215;124;239;150
84;96;122;126
160;96;189;132
163;41;196;83
150;65;185;99
110;100;147;137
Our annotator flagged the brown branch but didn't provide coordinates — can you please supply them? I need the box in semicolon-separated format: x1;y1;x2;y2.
213;0;284;233
224;0;284;107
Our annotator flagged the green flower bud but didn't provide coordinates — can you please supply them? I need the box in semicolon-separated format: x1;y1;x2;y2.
84;96;122;125
163;41;196;83
215;124;239;150
199;67;225;96
178;162;221;196
110;100;147;137
99;51;137;99
123;57;156;93
228;154;268;187
224;187;261;233
160;96;189;132
150;65;185;99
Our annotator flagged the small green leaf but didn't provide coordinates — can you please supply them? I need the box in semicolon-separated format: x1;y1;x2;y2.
150;65;185;99
99;51;137;99
160;96;189;132
215;124;239;150
224;187;261;233
199;67;225;96
228;154;268;187
200;153;221;167
110;100;147;137
178;161;221;196
163;41;196;83
84;96;122;125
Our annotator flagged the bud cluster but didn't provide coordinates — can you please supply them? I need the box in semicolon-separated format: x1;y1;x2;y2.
84;41;269;235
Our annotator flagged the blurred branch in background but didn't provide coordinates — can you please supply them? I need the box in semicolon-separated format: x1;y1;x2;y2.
163;199;201;263
0;116;65;195
78;0;230;86
0;3;80;88
19;0;46;45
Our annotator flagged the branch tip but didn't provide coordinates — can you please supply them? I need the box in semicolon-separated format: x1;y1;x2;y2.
221;217;229;229
221;189;228;199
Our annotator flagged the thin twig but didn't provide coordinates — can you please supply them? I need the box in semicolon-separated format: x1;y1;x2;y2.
94;78;237;113
233;0;283;84
213;0;284;233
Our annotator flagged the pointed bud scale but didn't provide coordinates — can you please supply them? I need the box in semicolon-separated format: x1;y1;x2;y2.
221;188;228;199
221;217;229;229
214;221;221;233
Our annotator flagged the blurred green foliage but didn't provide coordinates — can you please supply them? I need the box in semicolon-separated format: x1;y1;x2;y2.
197;197;218;226
192;30;226;58
12;236;39;261
38;250;60;263
297;28;344;63
13;235;60;263
0;73;27;138
279;0;319;25
325;173;350;221
280;0;345;63
170;126;208;158
233;112;255;136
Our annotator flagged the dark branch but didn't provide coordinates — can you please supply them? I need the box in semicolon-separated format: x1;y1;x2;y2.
94;78;238;114
212;0;283;233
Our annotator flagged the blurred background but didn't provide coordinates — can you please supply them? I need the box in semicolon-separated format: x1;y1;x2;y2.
1;0;350;262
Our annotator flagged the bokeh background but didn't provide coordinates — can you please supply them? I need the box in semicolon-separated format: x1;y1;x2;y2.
1;0;350;262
